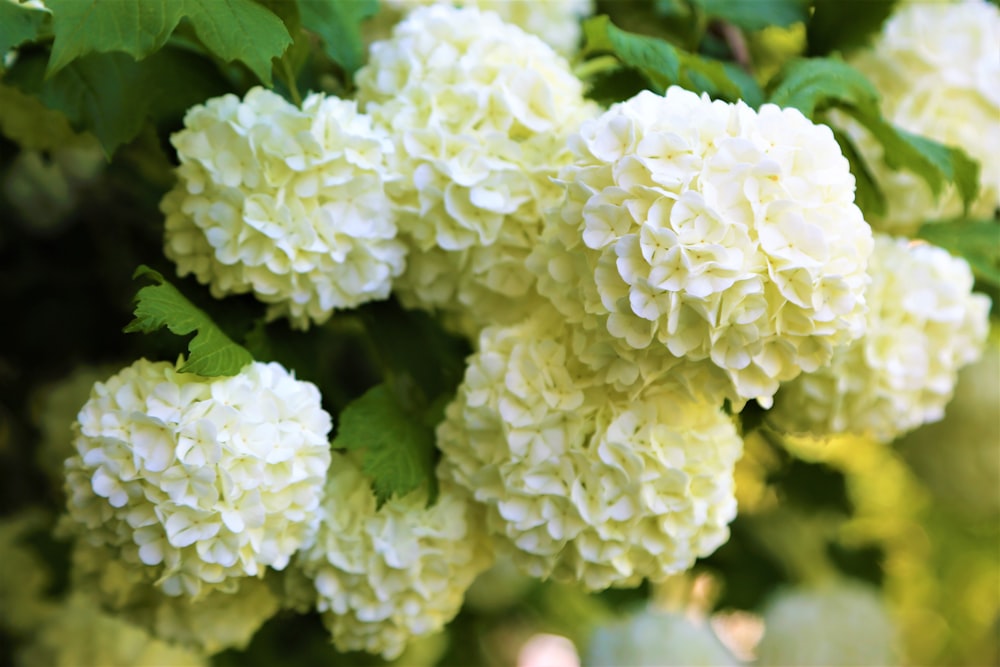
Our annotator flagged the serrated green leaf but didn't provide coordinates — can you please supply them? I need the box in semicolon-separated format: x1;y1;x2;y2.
335;384;438;507
0;0;48;56
768;57;880;118
43;0;290;84
701;0;809;31
807;0;897;57
45;0;183;75
582;15;741;101
916;220;1000;288
125;266;254;376
298;0;378;79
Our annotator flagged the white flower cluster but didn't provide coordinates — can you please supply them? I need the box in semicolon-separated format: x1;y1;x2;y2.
296;453;492;659
163;87;405;329
756;580;899;666
63;359;332;598
356;5;599;333
841;0;1000;233
531;87;873;406
437;311;743;591
377;0;594;55
770;235;990;443
587;608;742;667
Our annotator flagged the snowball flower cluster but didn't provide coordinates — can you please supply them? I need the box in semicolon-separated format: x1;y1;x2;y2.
842;0;1000;233
377;0;594;55
356;5;598;332
531;87;872;406
63;359;332;598
163;87;405;329
770;235;990;443
296;453;492;659
587;608;742;667
756;580;899;666
437;311;743;591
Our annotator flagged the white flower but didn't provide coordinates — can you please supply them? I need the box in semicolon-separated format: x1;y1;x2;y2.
62;359;332;598
756;580;900;666
587;608;742;667
163;87;406;329
356;5;599;333
437;311;743;591
839;0;1000;234
377;0;594;55
531;87;873;407
770;235;990;443
296;453;492;660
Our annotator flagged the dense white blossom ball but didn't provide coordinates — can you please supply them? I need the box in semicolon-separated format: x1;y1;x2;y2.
296;453;492;659
770;235;990;443
756;581;899;666
377;0;594;55
587;608;742;667
841;0;1000;233
531;87;872;407
63;359;332;598
163;87;405;329
356;5;599;332
437;311;743;591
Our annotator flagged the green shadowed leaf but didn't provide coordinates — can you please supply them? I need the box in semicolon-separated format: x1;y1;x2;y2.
335;383;439;508
582;15;741;101
917;220;1000;289
768;57;880;118
125;266;254;377
298;0;378;79
701;0;809;31
807;0;897;56
0;0;48;56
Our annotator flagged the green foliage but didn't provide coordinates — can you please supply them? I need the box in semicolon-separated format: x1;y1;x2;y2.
832;127;886;218
6;46;230;155
917;220;1000;289
0;0;48;57
334;383;439;508
769;57;980;214
43;0;291;84
807;0;897;56
700;0;809;30
124;266;254;376
298;0;379;79
581;15;741;101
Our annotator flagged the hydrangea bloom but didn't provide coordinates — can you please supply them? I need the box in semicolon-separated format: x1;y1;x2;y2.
296;453;492;659
756;581;899;666
840;0;1000;233
587;608;742;667
770;235;990;443
377;0;594;55
63;359;332;598
163;87;405;329
437;311;743;591
356;5;599;333
531;87;872;406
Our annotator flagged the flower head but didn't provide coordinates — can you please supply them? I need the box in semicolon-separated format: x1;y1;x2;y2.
164;88;405;329
63;359;332;598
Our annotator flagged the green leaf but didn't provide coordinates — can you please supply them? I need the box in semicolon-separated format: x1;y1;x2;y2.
125;266;254;376
6;46;230;156
43;0;290;84
582;14;741;101
916;220;1000;288
832;127;886;219
768;57;880;118
298;0;378;78
701;0;809;31
807;0;897;57
0;0;48;56
335;384;438;507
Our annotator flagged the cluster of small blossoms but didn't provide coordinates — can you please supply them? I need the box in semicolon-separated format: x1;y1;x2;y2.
530;87;873;407
356;5;600;334
62;359;332;598
375;0;594;55
838;0;1000;234
295;453;493;660
164;88;405;329
437;310;743;591
770;235;990;443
